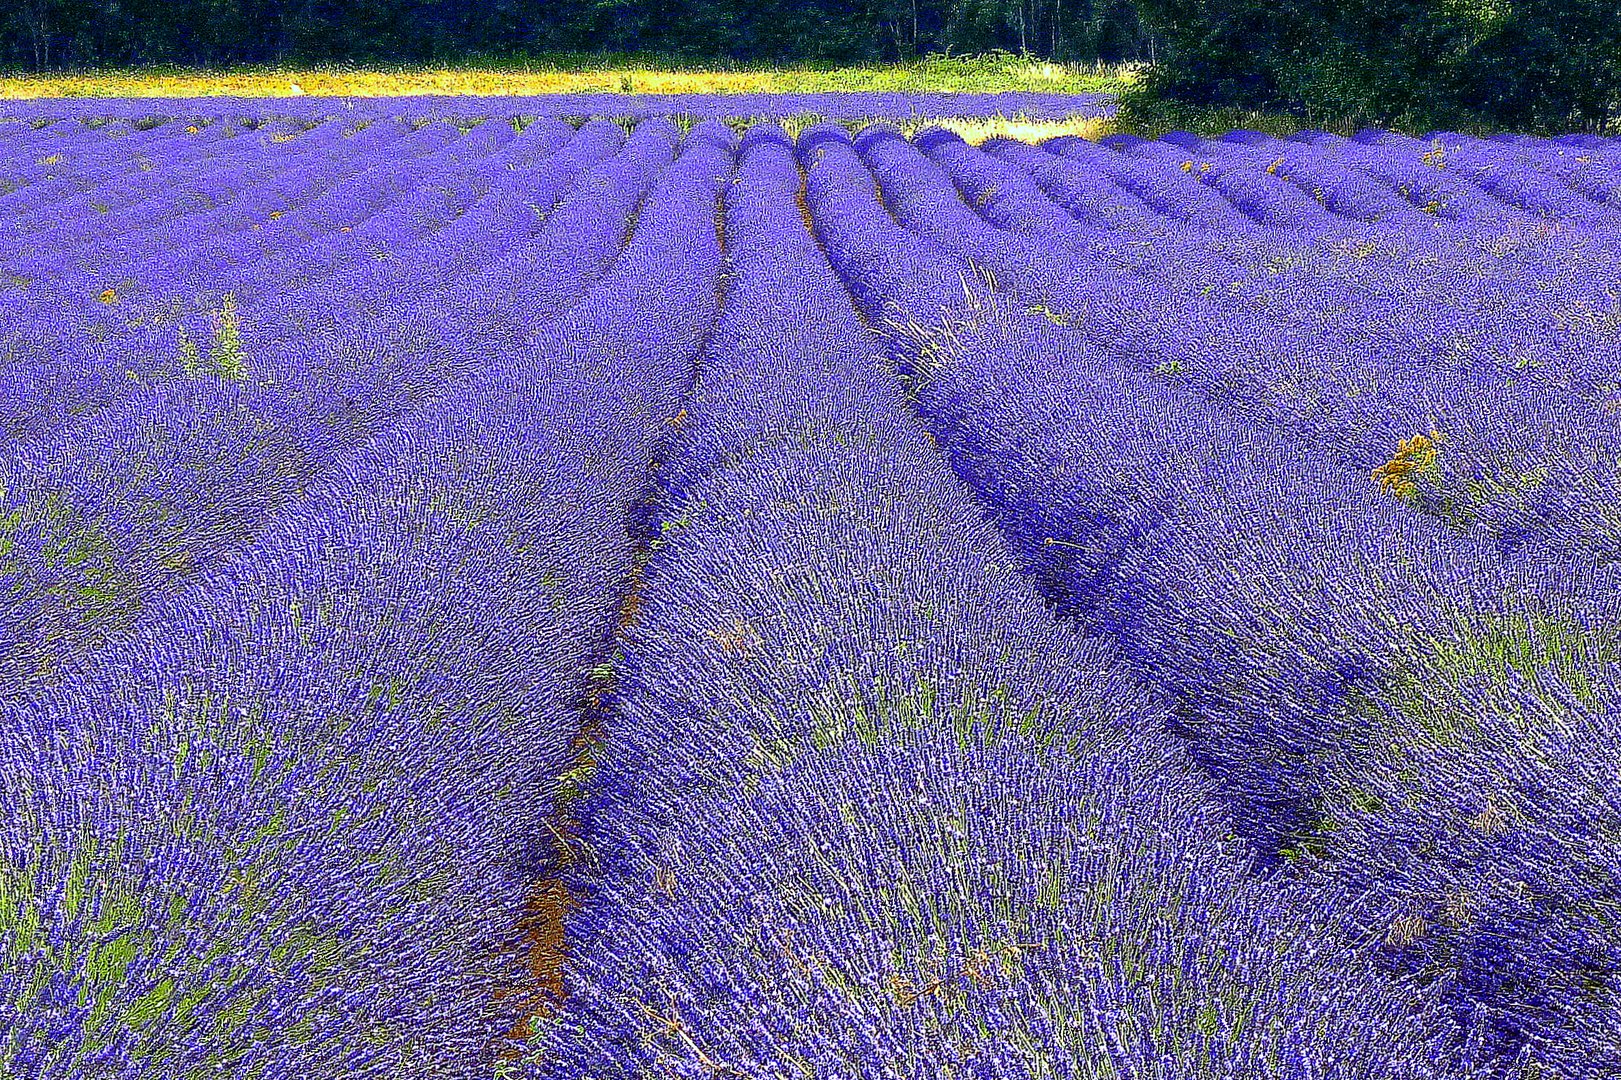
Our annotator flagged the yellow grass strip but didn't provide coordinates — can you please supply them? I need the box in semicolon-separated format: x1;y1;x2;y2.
925;115;1114;143
0;60;1130;100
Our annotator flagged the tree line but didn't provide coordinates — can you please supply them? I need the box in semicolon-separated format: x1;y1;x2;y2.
2;0;1617;134
1127;0;1620;134
1;0;1149;68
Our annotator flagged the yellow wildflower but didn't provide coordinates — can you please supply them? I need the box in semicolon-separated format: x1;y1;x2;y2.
98;288;118;304
1372;430;1443;499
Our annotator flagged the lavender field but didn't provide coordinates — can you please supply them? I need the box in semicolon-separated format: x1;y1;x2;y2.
1;102;1619;1080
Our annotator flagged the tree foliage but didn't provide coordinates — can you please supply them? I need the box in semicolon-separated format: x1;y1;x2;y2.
0;0;1148;68
1126;0;1621;133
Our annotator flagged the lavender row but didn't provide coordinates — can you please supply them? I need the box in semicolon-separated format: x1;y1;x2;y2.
3;116;586;408
1025;131;1621;455
1100;130;1621;383
1061;132;1621;555
0;129;399;370
907;124;1621;1070
799;124;1620;1076
809;123;1508;853
0;118;361;258
1167;130;1621;378
17;116;534;273
1043;130;1621;388
0;119;428;287
527;127;1461;1079
1;117;568;301
883;129;1621;568
1114;129;1621;363
0;118;663;697
0;122;734;1079
0;119;243;245
0;118;510;334
1025;130;1619;347
1136;130;1621;236
0;118;334;248
0;116;241;212
1;118;619;449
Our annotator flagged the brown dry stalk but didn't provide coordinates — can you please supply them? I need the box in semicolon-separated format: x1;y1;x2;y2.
893;975;949;1007
1372;430;1442;499
628;998;745;1077
618;586;644;629
762;920;817;982
1386;912;1428;948
616;561;647;632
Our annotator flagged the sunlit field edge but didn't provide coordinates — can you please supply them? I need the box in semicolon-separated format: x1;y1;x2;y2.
0;53;1485;140
0;53;1132;99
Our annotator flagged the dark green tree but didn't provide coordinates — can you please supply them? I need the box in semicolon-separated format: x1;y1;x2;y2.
1127;0;1620;133
0;0;1145;68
